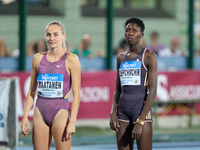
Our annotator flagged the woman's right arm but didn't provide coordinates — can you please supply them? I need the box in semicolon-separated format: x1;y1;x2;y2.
109;54;123;131
21;54;40;136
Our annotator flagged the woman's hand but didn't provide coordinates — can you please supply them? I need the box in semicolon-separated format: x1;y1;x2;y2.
21;116;30;137
62;122;76;141
110;113;120;131
132;123;143;139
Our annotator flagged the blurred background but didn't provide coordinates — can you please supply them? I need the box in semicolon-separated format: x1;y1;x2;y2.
0;0;200;149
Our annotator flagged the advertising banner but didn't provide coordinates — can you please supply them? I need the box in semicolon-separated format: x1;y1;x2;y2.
157;71;200;101
0;70;200;120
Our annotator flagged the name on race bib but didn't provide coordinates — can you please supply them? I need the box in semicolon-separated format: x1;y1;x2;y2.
37;73;64;98
119;61;141;86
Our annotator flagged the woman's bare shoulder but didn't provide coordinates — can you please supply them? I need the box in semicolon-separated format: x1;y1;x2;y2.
32;52;46;65
33;52;45;58
145;49;157;59
67;52;79;62
144;49;157;67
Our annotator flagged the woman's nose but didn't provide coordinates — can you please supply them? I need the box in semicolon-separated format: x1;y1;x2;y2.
128;31;133;36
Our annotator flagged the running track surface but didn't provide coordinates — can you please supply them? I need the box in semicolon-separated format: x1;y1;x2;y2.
18;141;200;150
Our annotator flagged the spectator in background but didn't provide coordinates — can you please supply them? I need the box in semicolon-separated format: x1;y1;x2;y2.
147;31;165;55
66;41;72;52
33;39;48;53
197;30;200;39
114;47;126;56
195;30;200;56
73;34;92;59
119;38;129;52
12;40;37;57
119;38;128;47
195;49;200;57
97;49;105;57
26;40;37;57
159;37;183;57
0;37;12;57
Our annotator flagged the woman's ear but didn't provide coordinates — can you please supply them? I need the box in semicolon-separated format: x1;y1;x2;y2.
63;34;66;40
140;32;144;38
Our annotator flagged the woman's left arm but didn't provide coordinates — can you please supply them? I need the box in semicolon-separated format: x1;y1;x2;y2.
65;53;81;140
132;51;157;139
139;51;157;121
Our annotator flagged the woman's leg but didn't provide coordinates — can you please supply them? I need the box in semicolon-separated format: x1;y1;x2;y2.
136;122;152;150
51;109;71;150
32;107;52;150
116;121;134;150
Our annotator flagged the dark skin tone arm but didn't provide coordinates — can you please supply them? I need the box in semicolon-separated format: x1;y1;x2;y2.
110;53;124;132
132;50;157;139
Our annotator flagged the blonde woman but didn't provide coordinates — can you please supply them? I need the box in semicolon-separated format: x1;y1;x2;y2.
21;21;81;150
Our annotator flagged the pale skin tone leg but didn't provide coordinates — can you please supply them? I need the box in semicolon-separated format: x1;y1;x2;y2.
51;109;71;150
32;107;52;150
32;107;71;150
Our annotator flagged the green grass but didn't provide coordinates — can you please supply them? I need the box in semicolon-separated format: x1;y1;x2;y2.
153;127;200;134
75;126;115;136
19;126;115;137
19;126;116;145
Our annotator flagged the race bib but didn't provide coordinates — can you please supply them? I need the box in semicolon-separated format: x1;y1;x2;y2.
37;73;64;98
119;61;141;86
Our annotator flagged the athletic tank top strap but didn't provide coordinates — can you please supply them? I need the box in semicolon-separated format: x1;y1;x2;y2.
120;51;129;64
122;48;145;62
57;51;69;64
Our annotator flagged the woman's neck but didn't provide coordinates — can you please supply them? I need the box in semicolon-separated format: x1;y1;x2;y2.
129;44;142;53
47;47;66;62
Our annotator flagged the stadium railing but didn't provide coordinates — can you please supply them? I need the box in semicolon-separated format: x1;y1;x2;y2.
153;100;200;129
1;56;200;72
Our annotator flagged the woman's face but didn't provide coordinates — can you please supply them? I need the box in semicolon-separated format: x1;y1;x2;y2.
45;25;65;50
125;23;143;46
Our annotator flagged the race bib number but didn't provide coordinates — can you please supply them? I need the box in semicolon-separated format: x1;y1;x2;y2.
37;73;64;98
119;61;141;86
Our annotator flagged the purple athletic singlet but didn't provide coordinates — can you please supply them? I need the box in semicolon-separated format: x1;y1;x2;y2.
117;48;153;123
36;51;71;127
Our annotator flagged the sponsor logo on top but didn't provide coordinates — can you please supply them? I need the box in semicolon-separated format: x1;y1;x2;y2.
123;62;136;69
120;61;141;70
41;74;58;81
